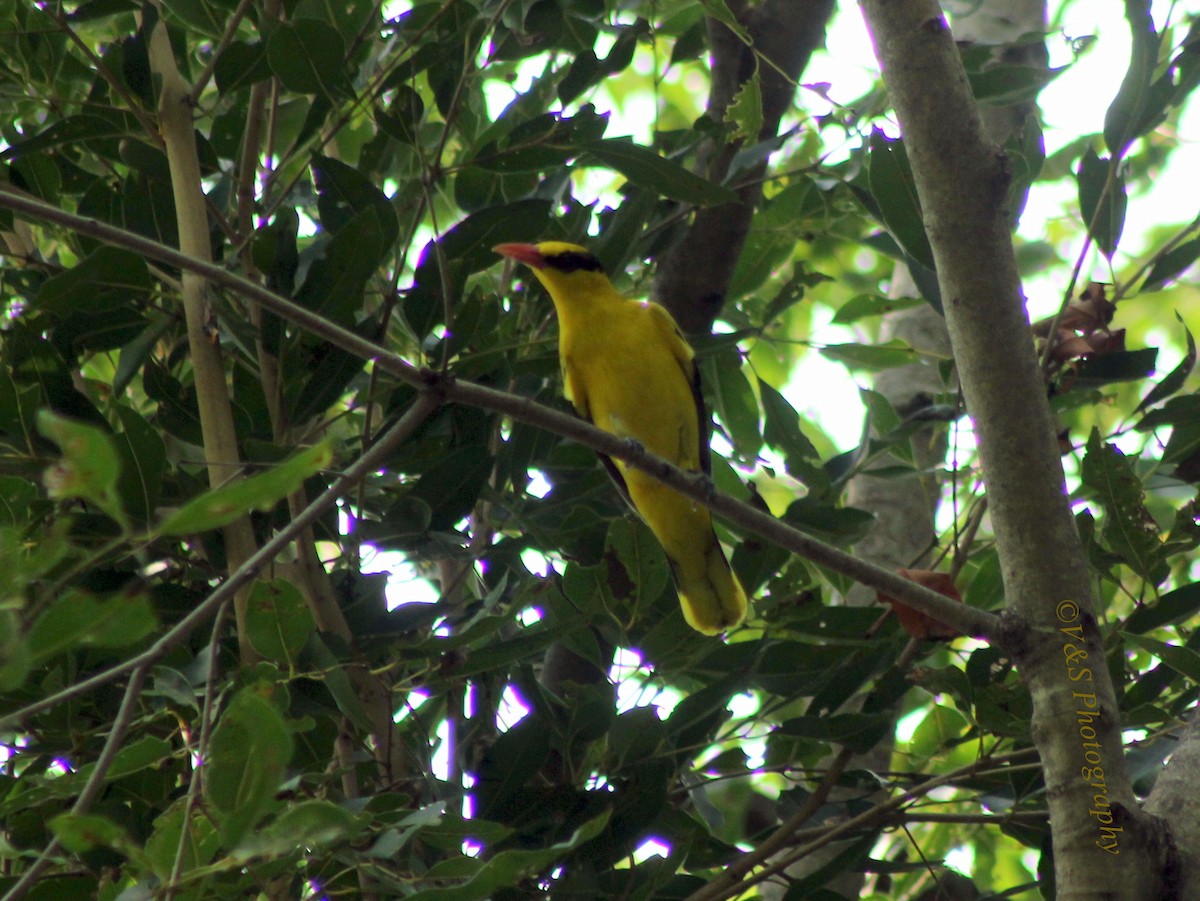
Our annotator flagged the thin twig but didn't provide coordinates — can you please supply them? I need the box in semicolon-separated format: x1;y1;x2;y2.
0;185;1003;643
47;7;161;141
0;391;442;732
164;600;231;899
695;749;1043;901
1;666;150;901
187;0;257;105
684;746;855;901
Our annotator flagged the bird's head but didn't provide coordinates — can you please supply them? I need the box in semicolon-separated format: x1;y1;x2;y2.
494;241;611;304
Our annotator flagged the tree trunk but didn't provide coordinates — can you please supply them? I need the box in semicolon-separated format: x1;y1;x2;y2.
860;2;1171;898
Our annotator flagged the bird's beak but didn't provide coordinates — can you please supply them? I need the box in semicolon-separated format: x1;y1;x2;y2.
493;243;546;269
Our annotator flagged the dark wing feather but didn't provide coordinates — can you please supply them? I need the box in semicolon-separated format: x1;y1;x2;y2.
596;451;633;506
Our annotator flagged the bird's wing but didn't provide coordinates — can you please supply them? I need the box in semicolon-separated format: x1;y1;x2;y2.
561;358;589;420
649;303;712;476
562;353;633;504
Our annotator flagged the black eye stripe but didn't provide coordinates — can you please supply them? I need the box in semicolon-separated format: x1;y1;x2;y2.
543;250;603;273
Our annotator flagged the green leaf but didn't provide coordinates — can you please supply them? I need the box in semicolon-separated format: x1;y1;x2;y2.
145;801;220;881
312;154;399;251
233;800;361;860
294;209;388;321
113;404;166;526
1136;395;1200;437
0;610;31;692
1104;0;1159;157
606;518;670;618
820;340;919;372
778;712;894;754
1136;316;1195;412
474;717;552;820
1123;633;1200;683
968;62;1063;106
409;200;551;338
832;293;922;325
1071;348;1156;388
161;0;235;37
12;153;61;204
301;633;373;732
759;379;828;490
1005;114;1045;220
908;704;970;758
664;669;744;762
245;579;316;664
759;262;827;326
703;350;761;460
49;813;141;859
403;811;610;901
558;22;644;105
727;68;763;143
213;39;272;95
1142;237;1200;292
35;246;150;317
266;20;353;100
158;442;333;535
206;685;294;847
867;129;935;270
376;85;426;145
782;498;874;544
103;736;173;780
408;444;495;532
1077;148;1127;258
582;139;739;206
1081;430;1168;586
697;0;750;44
37;411;126;525
562;560;615;618
1125;583;1200;634
27;588;157;663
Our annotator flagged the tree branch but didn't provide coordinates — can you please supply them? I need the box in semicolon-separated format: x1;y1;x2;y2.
0;185;999;643
859;2;1168;897
0;392;442;732
653;0;835;333
0;665;150;901
146;5;261;661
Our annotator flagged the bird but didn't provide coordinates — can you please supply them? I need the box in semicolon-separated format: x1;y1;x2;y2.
494;241;747;635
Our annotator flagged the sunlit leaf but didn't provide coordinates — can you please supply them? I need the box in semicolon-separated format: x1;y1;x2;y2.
206;685;294;847
158;442;333;535
583;139;739;206
867;129;935;270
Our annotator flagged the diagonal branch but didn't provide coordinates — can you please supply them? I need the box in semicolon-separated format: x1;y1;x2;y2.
0;392;441;732
0;185;1000;647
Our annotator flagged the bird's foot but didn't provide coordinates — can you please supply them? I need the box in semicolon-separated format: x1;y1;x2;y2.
687;471;717;502
622;436;646;459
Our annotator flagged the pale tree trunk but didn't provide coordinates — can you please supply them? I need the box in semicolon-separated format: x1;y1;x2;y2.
860;2;1172;899
1146;716;1200;897
793;4;1046;897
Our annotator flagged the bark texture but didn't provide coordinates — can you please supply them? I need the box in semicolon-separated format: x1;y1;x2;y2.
860;2;1169;898
652;0;835;334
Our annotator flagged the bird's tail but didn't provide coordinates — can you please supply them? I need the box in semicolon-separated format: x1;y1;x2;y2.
669;534;747;635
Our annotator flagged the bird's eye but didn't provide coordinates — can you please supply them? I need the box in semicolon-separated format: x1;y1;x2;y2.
545;251;603;274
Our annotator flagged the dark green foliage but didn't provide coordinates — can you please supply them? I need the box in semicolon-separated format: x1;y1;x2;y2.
1;1;1199;899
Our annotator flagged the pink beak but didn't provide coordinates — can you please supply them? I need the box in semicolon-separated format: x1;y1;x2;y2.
493;243;546;269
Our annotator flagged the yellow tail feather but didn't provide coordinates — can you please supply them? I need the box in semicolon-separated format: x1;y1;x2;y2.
671;536;747;635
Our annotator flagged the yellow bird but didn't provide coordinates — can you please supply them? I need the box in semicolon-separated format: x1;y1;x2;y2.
494;241;747;635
